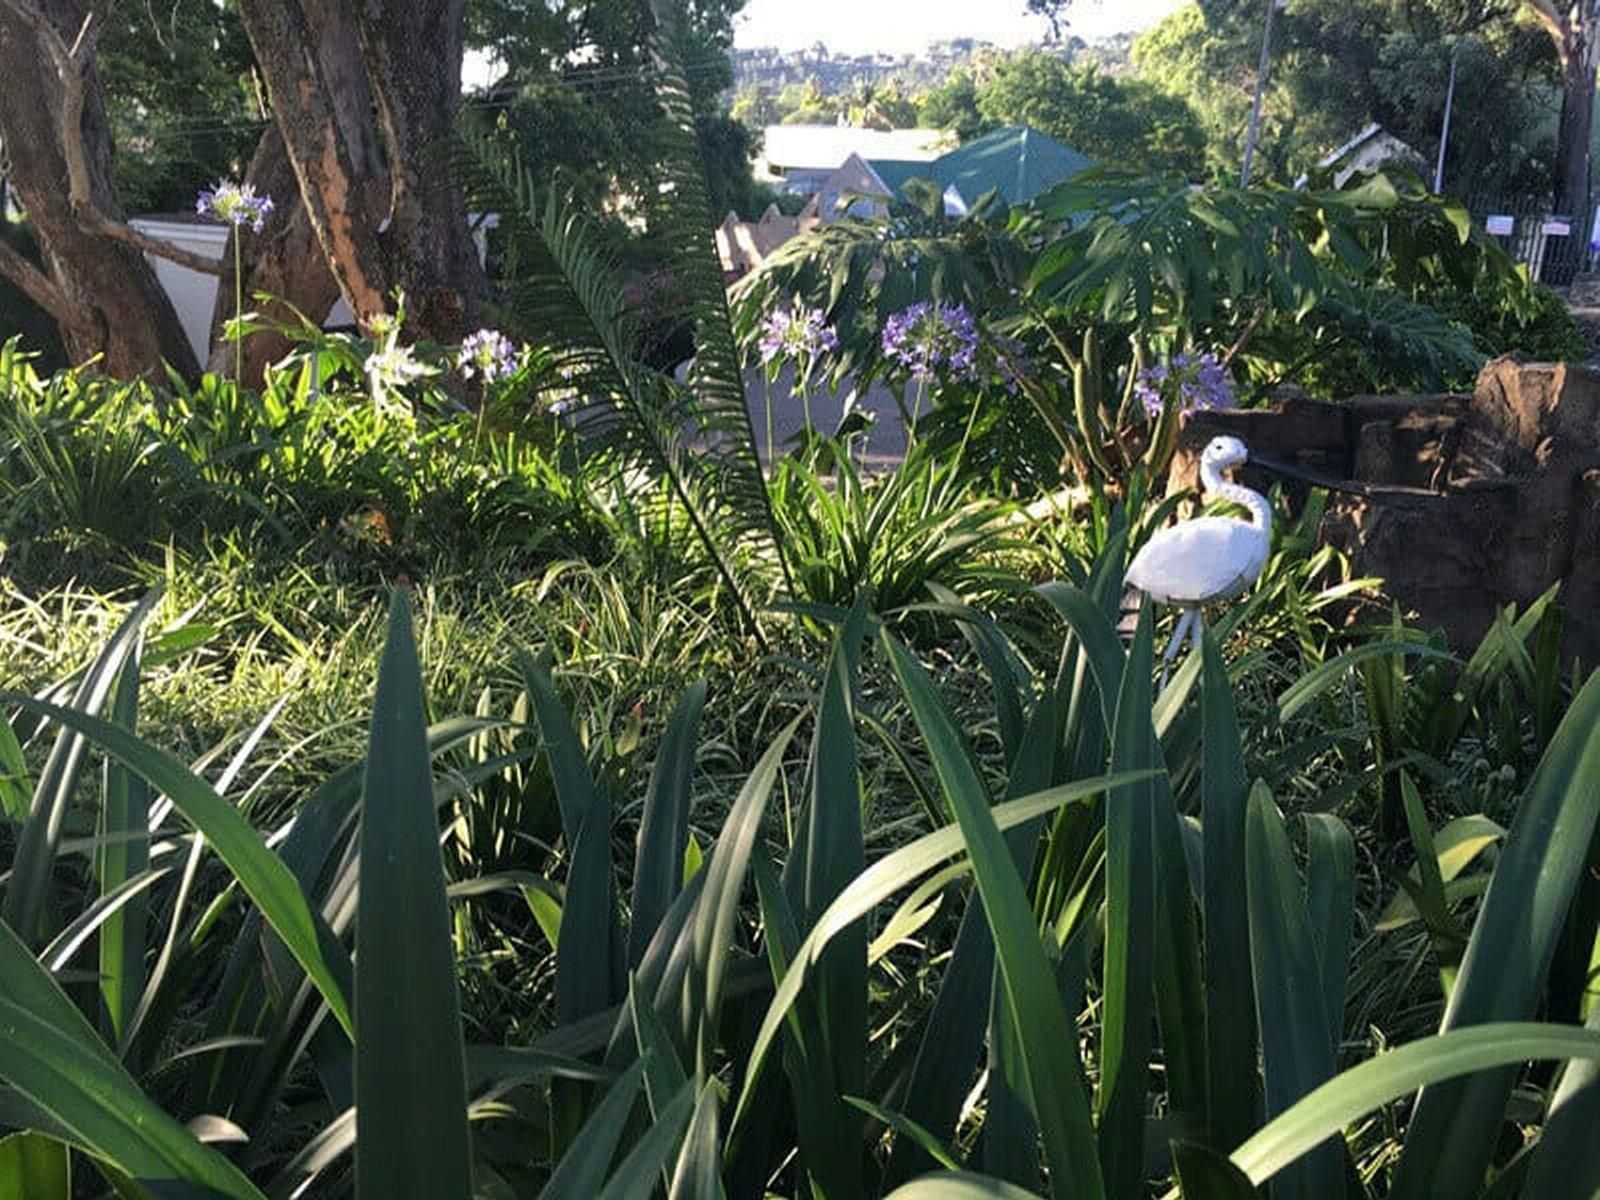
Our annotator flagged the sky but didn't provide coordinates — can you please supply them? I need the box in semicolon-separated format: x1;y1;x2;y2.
732;0;1186;55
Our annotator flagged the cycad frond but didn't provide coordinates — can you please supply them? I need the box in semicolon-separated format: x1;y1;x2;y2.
455;124;779;635
643;0;791;593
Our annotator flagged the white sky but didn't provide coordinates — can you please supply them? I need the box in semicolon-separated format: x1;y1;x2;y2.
733;0;1186;55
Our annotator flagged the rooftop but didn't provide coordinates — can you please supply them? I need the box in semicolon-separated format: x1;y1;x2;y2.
761;123;950;171
865;125;1095;208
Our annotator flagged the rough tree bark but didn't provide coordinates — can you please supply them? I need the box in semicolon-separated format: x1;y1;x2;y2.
1526;1;1599;219
350;0;485;336
0;0;199;376
209;7;399;380
234;0;484;342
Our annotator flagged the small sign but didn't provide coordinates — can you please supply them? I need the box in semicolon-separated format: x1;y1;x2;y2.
1485;214;1514;236
1542;217;1573;237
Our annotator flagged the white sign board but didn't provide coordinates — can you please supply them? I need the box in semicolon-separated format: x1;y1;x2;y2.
1542;218;1573;237
1485;215;1514;236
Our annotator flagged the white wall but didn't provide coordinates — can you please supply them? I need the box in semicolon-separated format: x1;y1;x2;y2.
128;219;355;364
128;216;495;364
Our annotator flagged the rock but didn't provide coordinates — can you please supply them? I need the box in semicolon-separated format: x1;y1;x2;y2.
1168;357;1600;662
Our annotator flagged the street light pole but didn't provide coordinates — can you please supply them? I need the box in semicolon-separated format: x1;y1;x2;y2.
1240;0;1283;186
1434;44;1459;194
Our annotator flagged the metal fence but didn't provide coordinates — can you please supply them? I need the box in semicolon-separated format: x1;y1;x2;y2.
1459;194;1595;286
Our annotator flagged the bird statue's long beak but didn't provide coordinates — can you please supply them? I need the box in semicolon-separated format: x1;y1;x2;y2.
1248;453;1370;496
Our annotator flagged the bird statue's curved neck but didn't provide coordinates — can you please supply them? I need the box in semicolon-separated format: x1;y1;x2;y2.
1201;459;1273;535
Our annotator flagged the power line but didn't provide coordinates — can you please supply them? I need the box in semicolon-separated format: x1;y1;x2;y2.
99;56;736;141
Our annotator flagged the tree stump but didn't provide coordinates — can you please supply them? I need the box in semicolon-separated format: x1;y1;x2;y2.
1170;357;1600;663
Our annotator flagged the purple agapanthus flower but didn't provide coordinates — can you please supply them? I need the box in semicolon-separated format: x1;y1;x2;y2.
758;301;839;368
1135;351;1235;420
880;301;980;382
459;328;519;383
196;180;275;233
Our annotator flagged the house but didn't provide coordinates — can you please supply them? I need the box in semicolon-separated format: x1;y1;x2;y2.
813;125;1095;222
127;213;493;363
758;123;951;196
929;125;1096;212
715;197;821;276
1305;122;1428;189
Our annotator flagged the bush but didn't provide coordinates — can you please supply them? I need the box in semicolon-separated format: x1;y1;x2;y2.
1;531;1597;1197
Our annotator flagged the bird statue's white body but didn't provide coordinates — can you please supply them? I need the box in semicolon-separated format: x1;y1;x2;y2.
1127;435;1272;671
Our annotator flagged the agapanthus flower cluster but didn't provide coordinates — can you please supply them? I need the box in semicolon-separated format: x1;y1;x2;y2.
1134;351;1235;420
458;328;519;383
880;301;980;382
196;180;275;233
758;301;839;368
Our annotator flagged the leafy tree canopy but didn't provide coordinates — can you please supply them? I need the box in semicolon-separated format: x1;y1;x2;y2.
95;0;260;213
970;51;1207;176
1131;0;1558;198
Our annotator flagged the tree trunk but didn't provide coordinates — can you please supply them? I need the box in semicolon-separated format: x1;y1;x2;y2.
205;126;343;383
0;0;198;377
351;0;485;336
1555;35;1596;219
235;0;483;344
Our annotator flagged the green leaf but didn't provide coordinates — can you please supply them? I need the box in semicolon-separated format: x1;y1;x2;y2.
0;927;262;1198
881;630;1106;1200
520;653;600;851
629;976;689;1117
0;715;30;824
1518;1009;1600;1198
630;681;706;965
521;653;623;1025
1171;1140;1258;1199
1276;641;1455;723
1153;769;1209;1132
1232;1024;1600;1187
1303;813;1354;1058
594;1083;694;1200
1098;606;1157;1198
845;1097;962;1171
755;846;863;1200
1200;630;1257;1151
354;592;472;1200
668;1081;726;1200
882;1170;1044;1200
0;1131;69;1198
543;1059;646;1200
0;695;353;1037
98;652;149;1049
1375;814;1503;932
4;590;160;942
678;715;803;1070
791;603;868;1154
883;895;998;1185
733;772;1148;1134
1391;669;1600;1198
1245;786;1341;1200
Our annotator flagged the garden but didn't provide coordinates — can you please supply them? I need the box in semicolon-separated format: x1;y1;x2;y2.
5;6;1600;1200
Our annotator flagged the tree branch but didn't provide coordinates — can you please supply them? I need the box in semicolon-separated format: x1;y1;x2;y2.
0;235;72;323
87;215;228;276
1522;0;1569;48
0;0;225;277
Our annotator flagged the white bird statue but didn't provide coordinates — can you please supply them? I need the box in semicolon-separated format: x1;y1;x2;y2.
1126;435;1272;673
